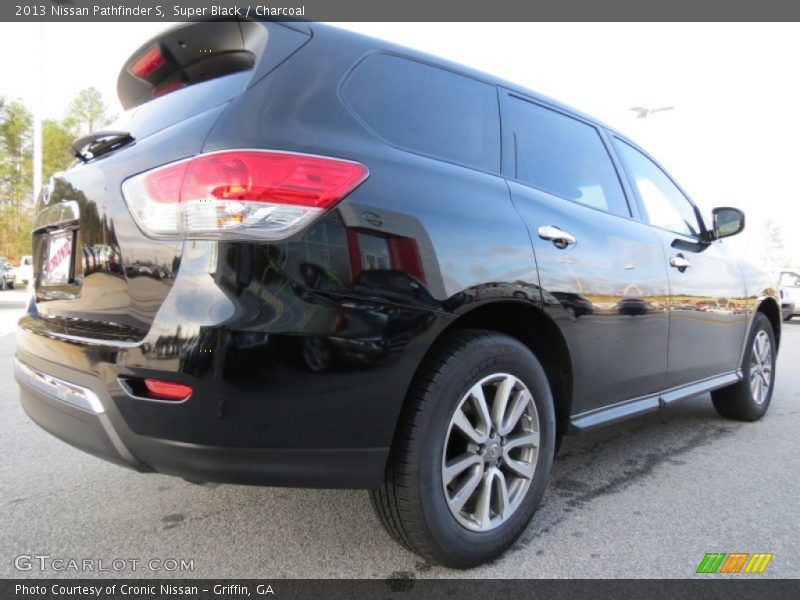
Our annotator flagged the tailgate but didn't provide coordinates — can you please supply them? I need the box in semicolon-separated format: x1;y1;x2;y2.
29;21;310;342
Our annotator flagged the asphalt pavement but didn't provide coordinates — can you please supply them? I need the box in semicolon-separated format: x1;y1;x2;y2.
1;287;798;578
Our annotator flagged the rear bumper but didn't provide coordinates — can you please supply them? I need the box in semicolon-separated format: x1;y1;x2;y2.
15;352;389;488
14;241;450;488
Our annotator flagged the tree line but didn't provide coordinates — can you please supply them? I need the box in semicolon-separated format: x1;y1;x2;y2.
0;88;111;261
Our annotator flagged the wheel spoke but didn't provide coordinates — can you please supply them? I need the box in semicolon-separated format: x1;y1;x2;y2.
752;377;762;404
474;470;494;528
500;390;530;435
452;407;487;445
505;430;540;451
493;469;510;518
448;464;483;513
491;376;514;433
759;335;770;362
502;454;536;479
443;452;482;485
469;383;492;439
754;334;764;362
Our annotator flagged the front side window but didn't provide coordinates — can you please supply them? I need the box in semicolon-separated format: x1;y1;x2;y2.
504;96;630;217
342;54;500;172
614;140;702;237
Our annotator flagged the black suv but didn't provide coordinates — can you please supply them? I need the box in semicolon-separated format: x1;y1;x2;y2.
16;21;780;567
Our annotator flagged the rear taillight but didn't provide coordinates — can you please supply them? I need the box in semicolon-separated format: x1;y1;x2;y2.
130;46;166;79
122;150;368;240
152;80;187;98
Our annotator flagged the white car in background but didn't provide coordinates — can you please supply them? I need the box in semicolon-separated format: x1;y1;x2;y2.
780;270;800;321
0;257;16;290
15;255;33;288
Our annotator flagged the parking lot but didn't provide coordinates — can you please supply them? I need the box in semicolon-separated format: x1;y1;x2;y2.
1;287;798;578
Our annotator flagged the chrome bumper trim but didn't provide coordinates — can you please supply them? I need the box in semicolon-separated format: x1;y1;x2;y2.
14;357;105;414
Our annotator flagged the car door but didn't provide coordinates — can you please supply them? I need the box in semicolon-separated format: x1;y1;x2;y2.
611;137;748;387
499;90;671;415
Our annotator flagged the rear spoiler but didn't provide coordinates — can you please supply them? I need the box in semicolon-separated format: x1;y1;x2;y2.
117;20;310;110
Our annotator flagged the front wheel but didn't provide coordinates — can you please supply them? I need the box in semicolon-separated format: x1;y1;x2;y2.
371;329;555;568
712;312;777;421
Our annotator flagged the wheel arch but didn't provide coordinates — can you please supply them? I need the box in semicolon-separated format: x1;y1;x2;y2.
402;299;574;448
756;296;781;349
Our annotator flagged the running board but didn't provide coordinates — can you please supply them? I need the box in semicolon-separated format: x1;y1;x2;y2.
569;370;743;433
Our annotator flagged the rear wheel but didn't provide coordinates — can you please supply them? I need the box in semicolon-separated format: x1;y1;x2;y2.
712;312;776;421
371;329;555;568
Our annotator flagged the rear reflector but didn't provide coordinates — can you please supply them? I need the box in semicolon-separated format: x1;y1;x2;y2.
130;46;166;79
143;379;192;401
122;150;368;240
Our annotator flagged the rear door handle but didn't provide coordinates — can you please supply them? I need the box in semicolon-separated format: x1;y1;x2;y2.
538;225;576;249
670;254;691;271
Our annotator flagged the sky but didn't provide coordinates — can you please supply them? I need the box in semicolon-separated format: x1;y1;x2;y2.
1;22;798;264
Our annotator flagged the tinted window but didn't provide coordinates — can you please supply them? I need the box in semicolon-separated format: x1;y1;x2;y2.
505;96;629;217
343;54;500;171
110;71;252;142
614;140;701;237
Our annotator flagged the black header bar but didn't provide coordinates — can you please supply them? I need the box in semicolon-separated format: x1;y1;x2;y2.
4;0;800;22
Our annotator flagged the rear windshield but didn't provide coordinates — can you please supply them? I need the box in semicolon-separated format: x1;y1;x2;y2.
108;70;251;141
108;22;309;145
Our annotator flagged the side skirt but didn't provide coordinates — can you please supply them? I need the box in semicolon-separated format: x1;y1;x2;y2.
569;370;743;433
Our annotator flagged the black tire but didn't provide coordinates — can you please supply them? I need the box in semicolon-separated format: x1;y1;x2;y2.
371;329;555;568
8;281;14;290
784;315;794;322
711;312;776;421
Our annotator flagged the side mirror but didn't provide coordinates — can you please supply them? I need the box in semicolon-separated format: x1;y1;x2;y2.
711;207;745;239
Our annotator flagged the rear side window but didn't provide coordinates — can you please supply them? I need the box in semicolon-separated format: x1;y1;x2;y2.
504;95;630;218
342;54;500;172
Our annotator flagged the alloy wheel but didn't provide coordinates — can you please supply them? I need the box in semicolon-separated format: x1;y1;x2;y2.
441;373;540;532
750;330;773;405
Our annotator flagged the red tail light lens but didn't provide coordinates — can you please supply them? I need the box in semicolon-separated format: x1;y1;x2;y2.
122;150;368;240
153;80;187;98
130;46;166;79
144;379;192;401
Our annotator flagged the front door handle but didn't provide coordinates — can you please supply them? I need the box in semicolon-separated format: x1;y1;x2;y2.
538;225;577;249
670;254;692;271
